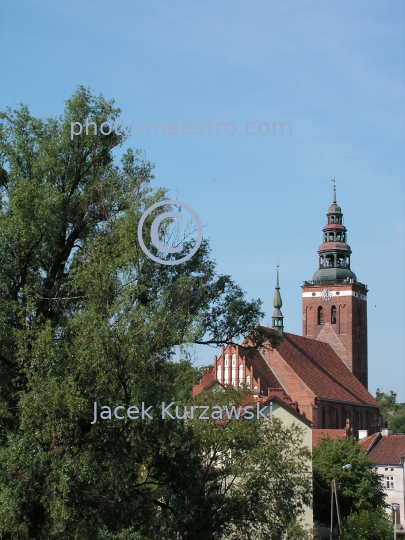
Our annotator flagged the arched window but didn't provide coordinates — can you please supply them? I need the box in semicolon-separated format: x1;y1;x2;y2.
239;364;243;385
224;354;229;384
246;375;251;388
318;306;323;325
224;354;228;367
216;364;222;382
331;216;335;223
331;305;336;324
321;407;326;429
231;354;237;386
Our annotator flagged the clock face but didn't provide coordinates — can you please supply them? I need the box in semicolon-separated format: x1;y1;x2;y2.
321;288;333;301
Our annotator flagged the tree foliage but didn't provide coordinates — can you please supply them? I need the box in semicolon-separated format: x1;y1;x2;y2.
376;388;405;434
339;508;392;540
0;88;289;539
191;387;313;540
313;437;386;526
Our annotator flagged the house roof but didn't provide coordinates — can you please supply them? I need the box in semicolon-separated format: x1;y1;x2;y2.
359;433;405;466
264;331;379;407
312;429;345;447
261;394;313;427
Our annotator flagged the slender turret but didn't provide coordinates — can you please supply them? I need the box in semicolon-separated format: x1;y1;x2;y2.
272;267;284;336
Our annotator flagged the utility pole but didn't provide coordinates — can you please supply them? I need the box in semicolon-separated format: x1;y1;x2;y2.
330;464;351;539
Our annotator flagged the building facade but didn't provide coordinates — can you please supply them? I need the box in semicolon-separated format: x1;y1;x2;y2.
360;430;405;528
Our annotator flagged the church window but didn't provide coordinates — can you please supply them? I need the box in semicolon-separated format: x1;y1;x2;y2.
318;306;323;325
225;354;228;367
239;364;243;385
216;364;222;382
231;354;237;386
224;355;229;384
331;305;336;324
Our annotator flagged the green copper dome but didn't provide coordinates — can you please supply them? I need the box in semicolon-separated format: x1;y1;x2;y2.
312;267;356;282
328;202;342;214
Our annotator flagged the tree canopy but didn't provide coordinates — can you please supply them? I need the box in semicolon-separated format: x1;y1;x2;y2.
376;389;405;434
313;436;387;528
0;88;302;539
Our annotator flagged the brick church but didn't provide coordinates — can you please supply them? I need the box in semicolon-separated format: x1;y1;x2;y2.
193;184;381;437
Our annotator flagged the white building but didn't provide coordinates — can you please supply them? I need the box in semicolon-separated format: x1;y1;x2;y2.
359;430;405;528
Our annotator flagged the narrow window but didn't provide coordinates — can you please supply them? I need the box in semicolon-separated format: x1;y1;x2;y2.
231;354;237;386
246;375;251;388
216;364;222;382
331;305;336;324
224;354;229;384
318;306;323;325
239;364;243;386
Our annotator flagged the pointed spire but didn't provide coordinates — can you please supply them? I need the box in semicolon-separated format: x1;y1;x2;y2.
273;266;282;312
331;177;337;204
272;266;284;336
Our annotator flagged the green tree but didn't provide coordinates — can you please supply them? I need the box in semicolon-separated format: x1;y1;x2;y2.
190;387;313;540
313;437;386;526
0;88;282;539
339;508;392;540
376;389;405;434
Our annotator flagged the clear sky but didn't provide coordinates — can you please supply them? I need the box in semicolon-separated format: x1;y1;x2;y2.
1;0;404;400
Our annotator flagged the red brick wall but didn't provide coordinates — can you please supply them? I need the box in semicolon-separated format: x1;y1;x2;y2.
315;401;380;435
302;282;368;388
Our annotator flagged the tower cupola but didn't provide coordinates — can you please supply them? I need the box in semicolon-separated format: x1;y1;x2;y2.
312;181;357;283
272;267;284;336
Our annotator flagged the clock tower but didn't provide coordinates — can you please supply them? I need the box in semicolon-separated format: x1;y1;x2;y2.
302;182;368;388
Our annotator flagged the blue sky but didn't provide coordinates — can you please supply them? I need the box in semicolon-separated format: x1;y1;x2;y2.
1;0;404;399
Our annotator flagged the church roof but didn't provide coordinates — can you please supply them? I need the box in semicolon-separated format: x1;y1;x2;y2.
263;330;379;407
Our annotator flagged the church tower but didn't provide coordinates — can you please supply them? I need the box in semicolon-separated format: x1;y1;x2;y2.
302;182;368;388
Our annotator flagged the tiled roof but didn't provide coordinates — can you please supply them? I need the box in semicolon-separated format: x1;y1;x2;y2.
261;394;313;427
360;434;405;465
244;349;285;390
359;432;380;453
266;331;379;406
312;429;345;447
